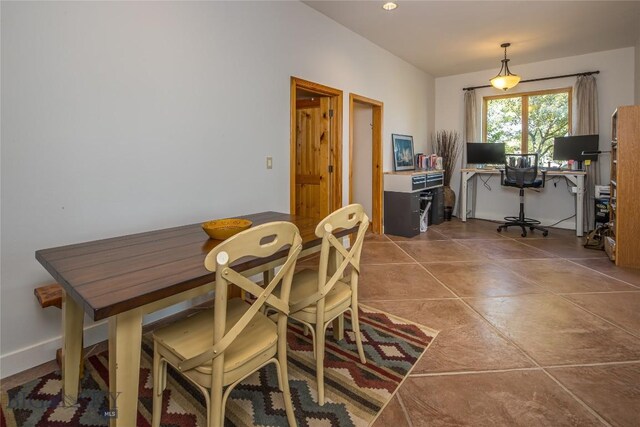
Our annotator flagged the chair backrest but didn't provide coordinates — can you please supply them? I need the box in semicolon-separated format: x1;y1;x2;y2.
178;221;302;372
290;204;369;313
504;153;539;187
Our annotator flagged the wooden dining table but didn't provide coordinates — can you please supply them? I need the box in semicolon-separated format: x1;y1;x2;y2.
36;211;352;427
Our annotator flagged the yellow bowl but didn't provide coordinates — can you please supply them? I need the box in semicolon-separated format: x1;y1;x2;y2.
201;218;252;240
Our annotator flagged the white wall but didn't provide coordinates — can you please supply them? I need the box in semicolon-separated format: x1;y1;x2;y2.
352;103;373;217
0;1;434;377
435;48;635;228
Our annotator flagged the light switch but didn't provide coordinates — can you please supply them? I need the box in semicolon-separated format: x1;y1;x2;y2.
266;156;273;169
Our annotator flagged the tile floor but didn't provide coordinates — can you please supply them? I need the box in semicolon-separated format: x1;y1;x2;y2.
3;219;639;426
368;219;640;427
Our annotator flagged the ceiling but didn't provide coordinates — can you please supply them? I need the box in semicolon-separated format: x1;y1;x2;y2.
303;1;640;77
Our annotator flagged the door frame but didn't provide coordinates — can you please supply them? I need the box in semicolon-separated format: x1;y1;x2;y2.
290;77;343;216
349;93;383;234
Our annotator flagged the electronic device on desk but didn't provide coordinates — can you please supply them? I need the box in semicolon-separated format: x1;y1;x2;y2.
466;142;506;168
553;135;599;170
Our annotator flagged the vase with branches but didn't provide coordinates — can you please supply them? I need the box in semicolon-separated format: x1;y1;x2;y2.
432;130;461;212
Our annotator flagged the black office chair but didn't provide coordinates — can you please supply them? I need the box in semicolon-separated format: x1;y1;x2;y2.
497;153;549;237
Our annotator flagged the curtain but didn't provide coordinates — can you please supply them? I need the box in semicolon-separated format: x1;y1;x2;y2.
574;75;599;232
456;90;478;216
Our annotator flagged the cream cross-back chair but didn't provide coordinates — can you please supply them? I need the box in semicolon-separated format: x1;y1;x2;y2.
151;221;302;427
288;204;369;405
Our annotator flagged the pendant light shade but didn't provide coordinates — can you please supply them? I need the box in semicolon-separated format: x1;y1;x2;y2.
490;43;521;91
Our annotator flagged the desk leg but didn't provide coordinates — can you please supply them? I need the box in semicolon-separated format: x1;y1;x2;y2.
108;309;143;427
62;294;83;406
461;172;469;222
576;175;585;237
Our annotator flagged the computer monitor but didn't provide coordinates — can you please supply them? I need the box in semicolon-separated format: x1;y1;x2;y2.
466;142;506;165
553;135;599;162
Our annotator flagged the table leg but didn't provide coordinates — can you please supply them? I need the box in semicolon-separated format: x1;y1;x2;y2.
62;293;84;406
108;308;143;427
461;172;469;222
576;175;585;237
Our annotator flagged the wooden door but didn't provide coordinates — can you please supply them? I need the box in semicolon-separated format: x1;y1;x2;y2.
295;98;331;219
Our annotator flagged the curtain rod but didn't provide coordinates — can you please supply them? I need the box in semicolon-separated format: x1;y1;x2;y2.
462;70;599;91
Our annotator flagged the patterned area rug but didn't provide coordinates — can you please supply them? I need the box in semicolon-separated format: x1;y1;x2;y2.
1;306;437;427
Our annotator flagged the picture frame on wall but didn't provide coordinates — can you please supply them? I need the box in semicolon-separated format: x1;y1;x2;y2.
392;134;415;171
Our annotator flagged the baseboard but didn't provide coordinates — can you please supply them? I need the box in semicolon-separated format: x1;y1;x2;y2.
0;297;208;379
0;321;108;379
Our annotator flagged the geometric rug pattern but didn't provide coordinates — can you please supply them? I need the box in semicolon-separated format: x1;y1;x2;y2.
1;306;438;427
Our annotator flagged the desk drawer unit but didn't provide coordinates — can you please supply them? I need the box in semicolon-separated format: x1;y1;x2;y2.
384;191;421;237
383;170;444;237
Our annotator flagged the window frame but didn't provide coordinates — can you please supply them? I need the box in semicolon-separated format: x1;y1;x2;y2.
482;87;573;154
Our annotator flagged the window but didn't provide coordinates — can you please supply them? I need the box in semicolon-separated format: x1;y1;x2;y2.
483;88;572;164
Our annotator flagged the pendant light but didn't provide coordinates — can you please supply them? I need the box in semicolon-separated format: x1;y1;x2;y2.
490;43;521;91
382;2;397;11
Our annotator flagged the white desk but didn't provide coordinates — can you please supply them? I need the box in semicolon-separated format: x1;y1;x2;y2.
460;168;586;237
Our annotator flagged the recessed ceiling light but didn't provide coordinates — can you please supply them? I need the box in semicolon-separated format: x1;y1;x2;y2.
382;2;397;11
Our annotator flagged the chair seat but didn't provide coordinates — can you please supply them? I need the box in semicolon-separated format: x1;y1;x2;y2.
288;269;352;324
504;178;543;188
152;298;277;381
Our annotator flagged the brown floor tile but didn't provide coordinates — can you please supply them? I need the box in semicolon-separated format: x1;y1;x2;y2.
436;218;500;231
360;242;414;264
517;237;608;259
434;219;507;240
498;224;577;239
386;228;450;241
572;258;640;287
458;239;554;260
359;263;455;301
467;294;640;365
396;240;488;263
423;261;547;298
364;232;391;242
548;363;640;427
398;371;602;427
495;259;638;294
564;292;640;336
367;299;534;373
372;394;410;427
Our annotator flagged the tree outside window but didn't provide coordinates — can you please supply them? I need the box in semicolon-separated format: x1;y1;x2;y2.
483;88;572;165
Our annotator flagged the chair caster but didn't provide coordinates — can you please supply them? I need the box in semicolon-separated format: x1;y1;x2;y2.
542;230;549;237
497;227;502;232
521;231;527;237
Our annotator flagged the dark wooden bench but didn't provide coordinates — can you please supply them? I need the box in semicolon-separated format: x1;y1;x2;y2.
34;283;64;309
34;283;83;374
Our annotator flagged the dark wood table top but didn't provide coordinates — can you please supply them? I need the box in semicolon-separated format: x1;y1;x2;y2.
36;211;343;321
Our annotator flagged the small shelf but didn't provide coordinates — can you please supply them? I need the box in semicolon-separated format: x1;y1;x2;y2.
609;105;640;267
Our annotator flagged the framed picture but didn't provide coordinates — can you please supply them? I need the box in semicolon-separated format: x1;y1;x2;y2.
392;134;415;171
